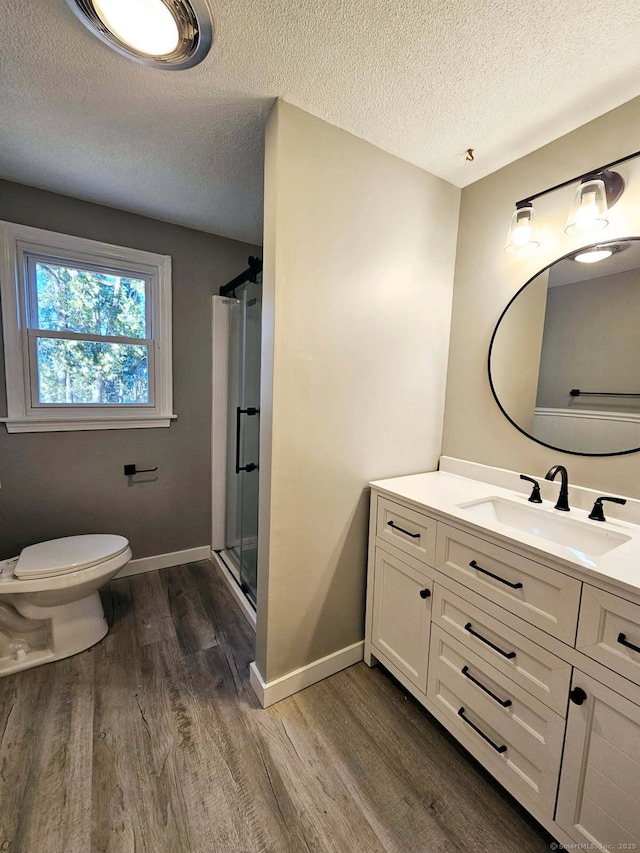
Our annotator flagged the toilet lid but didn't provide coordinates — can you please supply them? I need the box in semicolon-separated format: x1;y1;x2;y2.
15;534;130;580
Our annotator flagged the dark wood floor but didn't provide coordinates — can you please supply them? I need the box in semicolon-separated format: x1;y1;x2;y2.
0;561;553;852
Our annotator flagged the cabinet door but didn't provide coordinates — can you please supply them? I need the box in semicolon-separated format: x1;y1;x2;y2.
371;547;432;692
556;672;640;847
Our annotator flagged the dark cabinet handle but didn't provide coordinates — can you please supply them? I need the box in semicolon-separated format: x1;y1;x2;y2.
617;632;640;654
464;623;517;659
469;560;523;590
387;520;420;539
569;687;587;706
419;588;431;599
462;666;512;707
457;707;507;753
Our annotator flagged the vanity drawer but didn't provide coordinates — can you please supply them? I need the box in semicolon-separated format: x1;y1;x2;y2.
427;626;565;815
376;497;437;566
576;585;640;686
435;523;581;644
432;586;571;716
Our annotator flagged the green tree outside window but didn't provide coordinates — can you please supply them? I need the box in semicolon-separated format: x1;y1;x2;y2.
34;262;150;405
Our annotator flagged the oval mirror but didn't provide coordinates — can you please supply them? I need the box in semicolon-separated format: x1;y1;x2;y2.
489;237;640;456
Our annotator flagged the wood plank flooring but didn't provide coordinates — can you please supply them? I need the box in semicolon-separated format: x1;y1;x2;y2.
0;561;553;852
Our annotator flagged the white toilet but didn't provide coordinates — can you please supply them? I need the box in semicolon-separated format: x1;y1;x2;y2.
0;534;132;676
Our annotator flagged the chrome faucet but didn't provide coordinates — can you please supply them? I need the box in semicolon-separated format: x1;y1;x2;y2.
545;465;570;511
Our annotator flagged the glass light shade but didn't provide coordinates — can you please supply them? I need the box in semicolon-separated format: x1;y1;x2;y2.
93;0;180;56
504;204;540;253
564;178;609;235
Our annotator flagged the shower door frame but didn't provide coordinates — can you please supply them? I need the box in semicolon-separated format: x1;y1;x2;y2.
211;286;261;622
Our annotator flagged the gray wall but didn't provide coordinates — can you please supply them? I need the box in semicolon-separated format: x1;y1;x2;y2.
0;179;259;560
536;269;640;411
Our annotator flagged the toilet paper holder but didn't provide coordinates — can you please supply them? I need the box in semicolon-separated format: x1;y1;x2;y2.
123;464;158;476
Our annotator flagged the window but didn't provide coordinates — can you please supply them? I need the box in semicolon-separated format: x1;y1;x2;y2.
0;222;175;432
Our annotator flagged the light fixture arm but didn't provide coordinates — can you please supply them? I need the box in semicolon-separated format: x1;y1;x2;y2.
515;149;640;208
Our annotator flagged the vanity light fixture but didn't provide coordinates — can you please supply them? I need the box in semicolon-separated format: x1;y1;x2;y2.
564;177;610;235
504;202;540;253
505;150;640;254
65;0;213;69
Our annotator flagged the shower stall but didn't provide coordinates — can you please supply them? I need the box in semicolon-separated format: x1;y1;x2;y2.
211;258;262;614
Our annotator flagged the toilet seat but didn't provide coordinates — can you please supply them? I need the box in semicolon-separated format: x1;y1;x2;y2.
15;535;130;580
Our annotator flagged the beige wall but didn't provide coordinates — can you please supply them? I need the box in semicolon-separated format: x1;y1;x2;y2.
0;179;259;559
491;270;548;432
443;95;640;495
256;101;460;682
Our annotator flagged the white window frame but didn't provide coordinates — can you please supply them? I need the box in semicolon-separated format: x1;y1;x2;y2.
0;221;175;432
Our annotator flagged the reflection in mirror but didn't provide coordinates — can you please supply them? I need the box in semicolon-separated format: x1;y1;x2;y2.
489;238;640;456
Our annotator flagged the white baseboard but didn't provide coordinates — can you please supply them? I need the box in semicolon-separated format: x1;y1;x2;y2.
210;549;257;631
117;546;211;578
249;640;364;708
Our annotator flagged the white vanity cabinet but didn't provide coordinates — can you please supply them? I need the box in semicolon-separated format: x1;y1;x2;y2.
370;545;433;691
427;623;566;813
555;671;640;847
575;586;640;686
364;482;640;848
376;496;437;566
435;522;581;644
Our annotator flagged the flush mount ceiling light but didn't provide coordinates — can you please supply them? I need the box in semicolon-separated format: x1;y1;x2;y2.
66;0;213;69
504;150;640;254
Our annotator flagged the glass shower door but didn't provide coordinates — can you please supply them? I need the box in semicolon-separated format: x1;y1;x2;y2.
225;277;261;605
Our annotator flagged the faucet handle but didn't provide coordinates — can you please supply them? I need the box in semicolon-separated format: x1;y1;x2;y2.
588;496;627;522
520;474;542;503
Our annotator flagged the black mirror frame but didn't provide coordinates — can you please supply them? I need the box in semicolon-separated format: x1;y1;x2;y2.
488;236;640;458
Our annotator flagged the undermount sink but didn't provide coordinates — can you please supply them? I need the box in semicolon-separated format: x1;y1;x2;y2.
457;497;631;557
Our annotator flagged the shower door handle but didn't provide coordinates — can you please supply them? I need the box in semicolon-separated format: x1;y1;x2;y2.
235;406;260;473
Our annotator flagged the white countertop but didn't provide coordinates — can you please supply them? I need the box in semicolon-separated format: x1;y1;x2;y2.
370;470;640;598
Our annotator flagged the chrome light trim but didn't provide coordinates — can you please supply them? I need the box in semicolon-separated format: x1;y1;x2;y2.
65;0;213;70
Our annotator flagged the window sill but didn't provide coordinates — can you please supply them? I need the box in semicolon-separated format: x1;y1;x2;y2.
1;415;177;433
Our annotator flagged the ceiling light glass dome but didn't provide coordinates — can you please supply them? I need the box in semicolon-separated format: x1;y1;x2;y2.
66;0;213;69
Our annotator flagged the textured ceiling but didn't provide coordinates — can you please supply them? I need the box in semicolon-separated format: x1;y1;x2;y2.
1;1;640;244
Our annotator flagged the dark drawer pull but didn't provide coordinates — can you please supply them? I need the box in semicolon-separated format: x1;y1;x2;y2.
464;623;516;659
461;666;512;707
457;707;507;753
469;559;523;589
387;520;420;539
419;588;431;600
618;632;640;654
